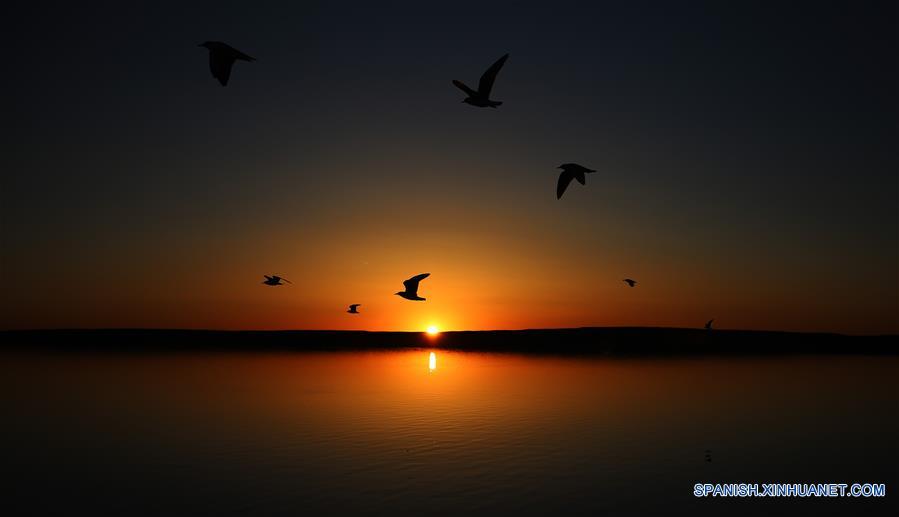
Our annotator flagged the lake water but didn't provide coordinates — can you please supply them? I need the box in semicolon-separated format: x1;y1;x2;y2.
2;350;896;515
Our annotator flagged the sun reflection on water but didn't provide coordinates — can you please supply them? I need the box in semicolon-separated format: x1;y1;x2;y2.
428;351;436;373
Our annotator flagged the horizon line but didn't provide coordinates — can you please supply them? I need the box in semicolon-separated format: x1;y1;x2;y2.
2;326;896;338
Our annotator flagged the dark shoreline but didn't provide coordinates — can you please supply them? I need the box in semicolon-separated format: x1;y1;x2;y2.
1;328;895;356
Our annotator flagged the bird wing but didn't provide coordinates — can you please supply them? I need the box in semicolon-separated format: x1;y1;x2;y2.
209;51;235;86
228;46;256;62
560;163;595;174
264;275;273;281
478;53;508;96
281;278;292;284
350;304;360;309
452;80;477;97
557;170;575;199
403;273;430;291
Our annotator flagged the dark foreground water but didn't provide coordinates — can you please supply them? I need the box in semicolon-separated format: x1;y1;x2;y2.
2;351;896;516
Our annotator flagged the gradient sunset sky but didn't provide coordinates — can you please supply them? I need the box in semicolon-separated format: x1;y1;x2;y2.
3;1;897;333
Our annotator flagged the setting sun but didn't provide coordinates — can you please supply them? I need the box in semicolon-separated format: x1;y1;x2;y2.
426;325;440;336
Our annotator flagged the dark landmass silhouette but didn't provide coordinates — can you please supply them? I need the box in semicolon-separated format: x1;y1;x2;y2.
1;328;895;356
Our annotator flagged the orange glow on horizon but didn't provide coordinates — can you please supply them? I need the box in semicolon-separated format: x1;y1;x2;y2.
2;196;895;335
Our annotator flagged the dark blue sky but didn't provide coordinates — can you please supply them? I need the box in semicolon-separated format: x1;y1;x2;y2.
3;1;897;332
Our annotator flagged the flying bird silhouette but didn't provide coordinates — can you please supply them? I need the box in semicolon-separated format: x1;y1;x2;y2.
623;278;637;287
262;275;291;286
395;273;430;301
198;41;256;86
347;304;361;314
452;54;509;108
556;163;597;199
705;319;714;330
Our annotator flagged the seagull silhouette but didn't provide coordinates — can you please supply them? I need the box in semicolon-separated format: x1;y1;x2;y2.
452;54;509;108
556;163;597;199
198;41;256;86
623;278;637;287
262;275;291;286
395;273;430;301
705;319;714;330
347;304;361;314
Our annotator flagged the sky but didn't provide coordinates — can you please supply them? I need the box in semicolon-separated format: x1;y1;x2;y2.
2;1;897;333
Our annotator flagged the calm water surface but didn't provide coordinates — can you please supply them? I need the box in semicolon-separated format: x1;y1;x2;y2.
2;350;896;515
